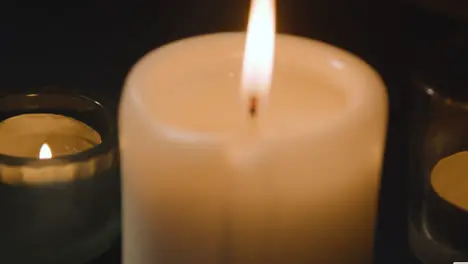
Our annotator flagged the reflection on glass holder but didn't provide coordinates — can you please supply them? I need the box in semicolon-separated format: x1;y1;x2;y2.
0;93;120;264
409;80;468;264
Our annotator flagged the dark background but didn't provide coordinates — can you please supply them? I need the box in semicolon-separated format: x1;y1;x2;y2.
0;1;466;263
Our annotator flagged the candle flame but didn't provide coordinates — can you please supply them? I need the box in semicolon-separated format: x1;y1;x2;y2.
241;0;276;113
39;143;52;159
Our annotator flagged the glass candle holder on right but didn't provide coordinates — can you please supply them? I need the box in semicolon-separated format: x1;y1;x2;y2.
409;77;468;263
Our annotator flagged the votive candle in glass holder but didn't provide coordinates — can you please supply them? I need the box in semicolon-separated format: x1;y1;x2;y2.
408;35;468;264
0;93;120;264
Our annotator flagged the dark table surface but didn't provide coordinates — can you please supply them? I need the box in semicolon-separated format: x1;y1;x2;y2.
89;237;423;264
1;1;465;263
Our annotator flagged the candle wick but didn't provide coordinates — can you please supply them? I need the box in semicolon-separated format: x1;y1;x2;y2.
249;96;258;118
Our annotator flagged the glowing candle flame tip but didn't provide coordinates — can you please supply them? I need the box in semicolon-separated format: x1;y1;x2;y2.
39;143;52;159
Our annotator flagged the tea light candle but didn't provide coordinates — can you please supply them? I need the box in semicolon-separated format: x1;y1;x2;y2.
0;93;120;264
0;113;102;184
0;113;101;158
119;0;388;263
425;151;468;252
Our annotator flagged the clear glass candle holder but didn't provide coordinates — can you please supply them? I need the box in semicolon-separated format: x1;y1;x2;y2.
0;93;120;264
409;36;468;264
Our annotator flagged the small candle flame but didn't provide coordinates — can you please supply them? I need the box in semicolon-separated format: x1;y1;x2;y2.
39;143;52;159
241;0;276;116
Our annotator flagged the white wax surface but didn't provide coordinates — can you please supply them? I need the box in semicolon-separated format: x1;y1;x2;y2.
0;114;101;158
120;33;388;263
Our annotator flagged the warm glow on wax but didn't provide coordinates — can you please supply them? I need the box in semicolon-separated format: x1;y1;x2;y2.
39;143;52;159
241;0;276;103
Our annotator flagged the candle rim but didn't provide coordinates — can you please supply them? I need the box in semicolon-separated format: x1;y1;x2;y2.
123;31;388;143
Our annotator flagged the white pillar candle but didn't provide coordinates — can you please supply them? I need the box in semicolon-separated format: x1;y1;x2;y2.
119;1;388;263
